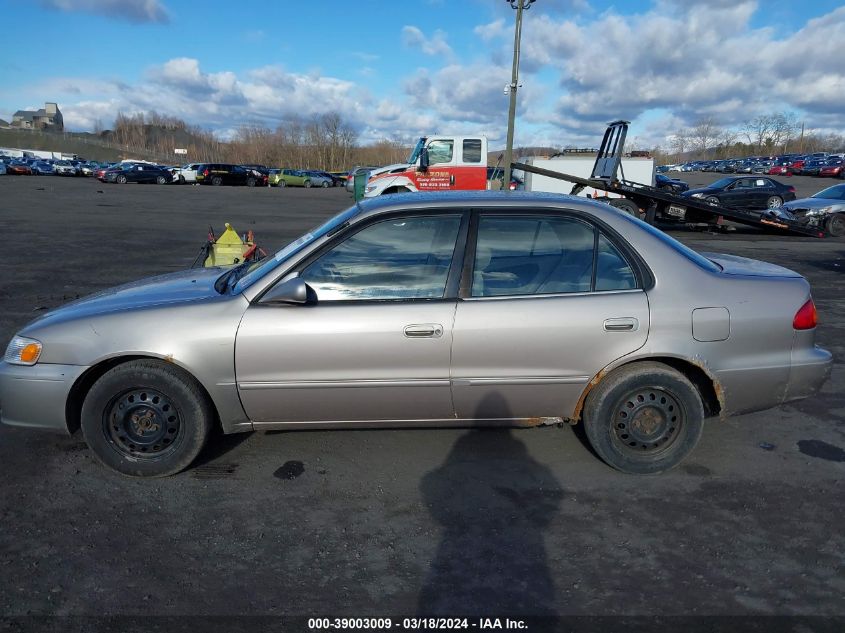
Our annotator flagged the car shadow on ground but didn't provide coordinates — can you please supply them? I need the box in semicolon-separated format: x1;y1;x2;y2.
193;425;253;467
416;393;564;616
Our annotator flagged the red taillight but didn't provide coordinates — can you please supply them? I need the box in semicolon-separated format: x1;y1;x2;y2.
202;168;209;176
787;186;795;193
793;298;818;330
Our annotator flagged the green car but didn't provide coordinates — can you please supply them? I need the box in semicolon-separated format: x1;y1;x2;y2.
269;168;312;188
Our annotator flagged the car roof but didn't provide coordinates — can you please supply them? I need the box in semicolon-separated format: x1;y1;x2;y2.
353;190;623;220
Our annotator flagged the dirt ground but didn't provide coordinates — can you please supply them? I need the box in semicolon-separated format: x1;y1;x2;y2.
0;175;843;626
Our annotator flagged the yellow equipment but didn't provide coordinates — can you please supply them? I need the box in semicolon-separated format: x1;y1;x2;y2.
192;223;265;268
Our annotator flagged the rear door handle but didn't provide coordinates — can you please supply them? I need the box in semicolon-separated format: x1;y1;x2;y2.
404;323;444;338
604;317;639;332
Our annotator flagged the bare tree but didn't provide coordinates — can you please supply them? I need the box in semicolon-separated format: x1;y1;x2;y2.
689;117;720;158
669;128;689;162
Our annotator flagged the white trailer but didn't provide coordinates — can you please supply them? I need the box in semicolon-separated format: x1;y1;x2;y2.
519;155;655;199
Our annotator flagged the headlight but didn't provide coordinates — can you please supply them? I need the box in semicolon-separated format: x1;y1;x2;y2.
805;206;833;216
3;336;43;366
365;185;377;193
690;193;705;199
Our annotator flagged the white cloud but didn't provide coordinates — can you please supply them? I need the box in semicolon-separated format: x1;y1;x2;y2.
401;25;453;57
39;0;169;23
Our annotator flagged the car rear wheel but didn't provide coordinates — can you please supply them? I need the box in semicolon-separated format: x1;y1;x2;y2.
766;195;783;209
826;213;845;237
81;360;214;477
582;362;705;474
211;176;223;186
608;198;641;217
116;174;127;184
156;175;167;185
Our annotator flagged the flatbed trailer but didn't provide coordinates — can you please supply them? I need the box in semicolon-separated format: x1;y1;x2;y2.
513;121;825;238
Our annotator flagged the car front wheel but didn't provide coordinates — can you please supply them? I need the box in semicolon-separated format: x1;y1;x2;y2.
582;362;705;474
826;213;845;237
81;360;214;477
704;195;720;205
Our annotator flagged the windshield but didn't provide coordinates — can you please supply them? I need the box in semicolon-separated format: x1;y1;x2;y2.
811;184;845;201
406;138;425;164
231;205;362;292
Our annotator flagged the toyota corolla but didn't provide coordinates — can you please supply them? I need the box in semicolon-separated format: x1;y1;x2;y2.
0;192;832;476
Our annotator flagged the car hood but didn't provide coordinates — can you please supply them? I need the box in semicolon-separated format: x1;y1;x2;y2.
702;252;802;278
682;187;719;196
782;198;842;211
21;267;229;334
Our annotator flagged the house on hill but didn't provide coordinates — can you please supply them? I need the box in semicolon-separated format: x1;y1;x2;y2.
11;103;63;132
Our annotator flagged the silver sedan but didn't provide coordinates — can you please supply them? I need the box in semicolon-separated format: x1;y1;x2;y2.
0;192;832;476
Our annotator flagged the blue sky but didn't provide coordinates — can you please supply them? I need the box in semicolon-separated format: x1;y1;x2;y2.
1;0;843;149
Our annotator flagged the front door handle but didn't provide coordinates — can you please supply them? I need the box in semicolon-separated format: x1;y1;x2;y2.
604;317;639;332
404;323;444;338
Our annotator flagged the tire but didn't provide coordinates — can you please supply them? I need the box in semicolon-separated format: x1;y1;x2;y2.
766;195;783;209
582;362;705;474
304;180;312;188
247;177;256;187
156;175;167;185
278;179;286;188
179;175;186;184
116;174;127;184
211;176;223;186
826;213;845;237
608;198;641;217
81;360;214;477
321;181;329;188
704;196;720;205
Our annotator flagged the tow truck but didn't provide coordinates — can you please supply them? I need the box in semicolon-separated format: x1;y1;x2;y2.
513;121;825;237
363;135;487;197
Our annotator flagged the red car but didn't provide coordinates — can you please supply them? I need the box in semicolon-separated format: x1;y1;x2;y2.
7;161;33;175
819;162;844;178
767;165;792;176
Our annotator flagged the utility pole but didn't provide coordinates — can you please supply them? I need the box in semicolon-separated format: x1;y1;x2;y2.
503;0;535;190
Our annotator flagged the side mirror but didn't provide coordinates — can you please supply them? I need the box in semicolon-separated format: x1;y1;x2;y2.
419;147;429;172
260;277;311;305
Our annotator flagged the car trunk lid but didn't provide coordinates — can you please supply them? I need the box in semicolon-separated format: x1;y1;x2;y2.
702;252;802;278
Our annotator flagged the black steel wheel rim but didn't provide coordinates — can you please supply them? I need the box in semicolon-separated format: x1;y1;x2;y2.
103;388;183;459
612;387;684;455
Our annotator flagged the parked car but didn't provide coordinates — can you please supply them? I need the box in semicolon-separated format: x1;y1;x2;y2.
172;163;202;184
683;176;796;209
311;170;345;187
54;160;78;176
95;164;121;181
80;162;98;176
106;164;173;185
0;191;831;478
270;168;313;188
655;173;689;193
770;183;845;237
819;159;844;179
799;159;826;177
303;171;333;188
195;164;263;187
31;161;55;175
7;161;33;175
767;164;792;176
0;163;6;175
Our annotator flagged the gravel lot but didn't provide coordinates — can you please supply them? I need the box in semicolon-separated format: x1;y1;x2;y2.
0;175;843;624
